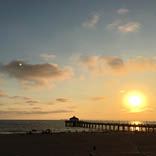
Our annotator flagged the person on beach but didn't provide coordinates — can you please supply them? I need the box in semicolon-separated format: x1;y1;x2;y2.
89;152;94;156
93;145;96;151
89;145;96;156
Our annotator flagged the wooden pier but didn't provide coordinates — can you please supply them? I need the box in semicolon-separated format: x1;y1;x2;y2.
65;117;156;132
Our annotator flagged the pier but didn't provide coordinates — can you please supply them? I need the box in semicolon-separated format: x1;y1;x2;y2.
65;116;156;132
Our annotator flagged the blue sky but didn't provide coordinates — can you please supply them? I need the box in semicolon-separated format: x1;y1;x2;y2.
0;0;156;120
1;0;156;63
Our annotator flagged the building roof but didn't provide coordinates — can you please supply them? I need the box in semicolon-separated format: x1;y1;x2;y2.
69;116;79;121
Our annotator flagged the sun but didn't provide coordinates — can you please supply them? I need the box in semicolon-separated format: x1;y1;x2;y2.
128;95;142;107
123;91;147;112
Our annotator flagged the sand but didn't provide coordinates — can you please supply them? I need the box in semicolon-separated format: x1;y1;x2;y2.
0;132;156;156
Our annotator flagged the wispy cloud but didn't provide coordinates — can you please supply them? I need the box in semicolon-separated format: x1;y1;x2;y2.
77;55;156;75
9;96;22;99
90;96;107;102
47;101;55;105
0;109;73;115
79;55;99;68
82;13;100;28
104;56;124;70
0;79;5;83
118;22;141;33
26;100;40;104
40;53;56;60
22;96;33;101
32;107;41;110
0;88;8;97
107;20;141;33
107;20;122;29
8;95;40;105
74;55;100;75
107;8;140;34
0;60;73;90
9;95;34;101
56;98;70;103
122;107;153;113
117;8;129;15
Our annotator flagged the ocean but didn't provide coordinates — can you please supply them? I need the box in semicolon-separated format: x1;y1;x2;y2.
0;120;156;134
0;120;85;134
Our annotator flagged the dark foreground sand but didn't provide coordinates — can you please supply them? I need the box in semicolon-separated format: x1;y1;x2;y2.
1;132;156;156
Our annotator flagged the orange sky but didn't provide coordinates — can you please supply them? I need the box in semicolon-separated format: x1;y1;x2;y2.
0;1;156;120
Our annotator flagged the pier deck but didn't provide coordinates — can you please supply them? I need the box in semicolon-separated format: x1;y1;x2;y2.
65;120;156;132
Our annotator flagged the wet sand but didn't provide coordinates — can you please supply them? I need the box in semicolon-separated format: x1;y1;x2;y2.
0;132;156;156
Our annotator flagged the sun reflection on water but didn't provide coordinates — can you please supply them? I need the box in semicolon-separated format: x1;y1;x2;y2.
129;121;142;131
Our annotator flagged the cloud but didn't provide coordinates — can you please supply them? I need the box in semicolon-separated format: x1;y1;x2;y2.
46;98;72;105
22;96;33;101
40;53;56;60
117;8;129;15
78;55;99;70
0;74;6;83
90;96;107;102
107;8;140;33
82;13;100;28
106;20;122;29
77;55;125;75
103;57;124;69
79;56;98;67
75;55;100;75
0;60;73;89
47;101;55;105
9;95;38;104
32;107;41;110
126;56;156;71
122;107;153;113
0;91;40;105
107;20;141;33
26;100;40;104
118;22;141;33
56;98;70;103
77;55;156;75
0;79;5;83
0;109;73;115
9;96;32;100
9;96;22;99
0;88;7;97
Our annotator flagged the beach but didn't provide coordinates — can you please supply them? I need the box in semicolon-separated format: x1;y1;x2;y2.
1;132;156;156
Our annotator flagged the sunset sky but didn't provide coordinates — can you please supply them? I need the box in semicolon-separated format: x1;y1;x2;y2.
0;0;156;120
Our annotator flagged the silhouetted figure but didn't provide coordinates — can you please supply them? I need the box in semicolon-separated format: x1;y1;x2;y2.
89;152;94;156
93;145;96;151
27;131;32;135
89;145;96;156
41;129;52;134
45;129;51;134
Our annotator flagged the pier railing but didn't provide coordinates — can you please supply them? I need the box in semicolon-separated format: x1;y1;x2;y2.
65;120;156;132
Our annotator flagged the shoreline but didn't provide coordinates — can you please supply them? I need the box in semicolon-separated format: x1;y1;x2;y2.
0;129;156;135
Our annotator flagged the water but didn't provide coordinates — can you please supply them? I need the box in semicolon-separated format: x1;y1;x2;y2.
0;120;87;134
0;120;156;134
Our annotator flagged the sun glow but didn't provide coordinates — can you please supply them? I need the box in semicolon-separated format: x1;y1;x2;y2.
123;91;146;112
